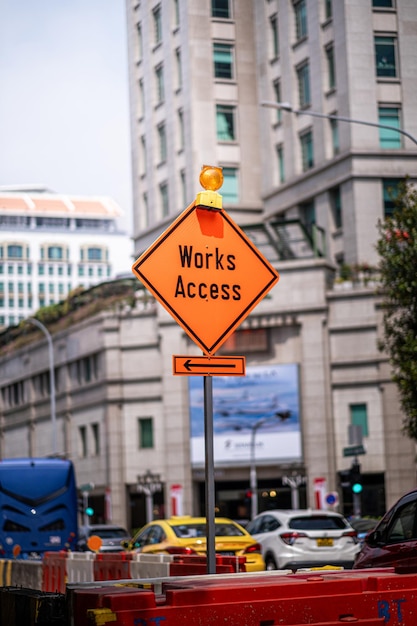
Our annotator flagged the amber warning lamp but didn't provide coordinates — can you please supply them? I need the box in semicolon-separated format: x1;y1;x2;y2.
195;165;224;210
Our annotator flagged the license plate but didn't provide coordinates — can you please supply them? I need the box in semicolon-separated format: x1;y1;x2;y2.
317;538;333;547
216;551;236;556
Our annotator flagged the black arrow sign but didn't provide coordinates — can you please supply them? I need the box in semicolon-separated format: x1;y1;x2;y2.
184;359;236;371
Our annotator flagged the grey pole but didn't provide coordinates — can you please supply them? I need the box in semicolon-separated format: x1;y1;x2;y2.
261;101;417;147
27;318;57;456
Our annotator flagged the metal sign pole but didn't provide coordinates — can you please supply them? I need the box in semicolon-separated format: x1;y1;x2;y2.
204;375;216;574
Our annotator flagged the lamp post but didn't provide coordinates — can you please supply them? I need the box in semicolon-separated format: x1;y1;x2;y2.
26;317;57;456
246;411;291;520
261;101;417;147
137;470;162;523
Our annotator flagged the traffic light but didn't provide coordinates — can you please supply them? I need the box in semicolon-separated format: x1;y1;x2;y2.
350;462;363;494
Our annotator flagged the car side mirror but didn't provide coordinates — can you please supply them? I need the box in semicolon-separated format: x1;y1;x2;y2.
365;529;383;546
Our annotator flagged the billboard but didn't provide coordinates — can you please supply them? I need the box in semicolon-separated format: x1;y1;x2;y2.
189;363;302;465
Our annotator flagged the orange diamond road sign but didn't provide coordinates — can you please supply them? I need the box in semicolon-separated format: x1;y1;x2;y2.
132;201;279;355
173;355;246;376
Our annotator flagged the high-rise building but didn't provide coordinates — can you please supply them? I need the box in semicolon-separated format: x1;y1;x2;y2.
125;0;417;516
0;188;133;327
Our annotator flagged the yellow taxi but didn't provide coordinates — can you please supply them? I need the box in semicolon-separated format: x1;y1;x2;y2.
127;515;265;572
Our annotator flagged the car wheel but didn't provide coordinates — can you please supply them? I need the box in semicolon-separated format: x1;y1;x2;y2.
265;554;278;570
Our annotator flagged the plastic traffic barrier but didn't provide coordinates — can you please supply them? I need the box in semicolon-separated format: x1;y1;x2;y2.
93;552;133;581
70;568;417;626
66;551;95;585
130;553;173;579
169;554;246;576
42;552;68;594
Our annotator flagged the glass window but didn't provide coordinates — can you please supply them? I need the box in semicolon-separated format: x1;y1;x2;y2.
330;115;339;155
160;182;169;217
216;105;235;141
91;423;100;455
222;167;238;203
379;106;401;148
138;79;144;117
87;247;102;262
78;425;87;457
297;62;311;107
375;36;397;77
300;130;314;170
386;500;417;543
276;145;285;184
373;0;394;7
212;0;230;18
326;44;336;90
158;123;167;161
39;283;45;294
180;170;187;207
8;264;13;275
213;43;234;79
153;5;162;44
139;417;154;448
300;199;316;235
38;263;45;275
270;14;279;58
178;109;184;151
294;0;307;40
325;0;332;19
173;0;180;26
155;64;165;103
273;81;282;123
383;178;402;217
350;403;368;437
330;186;342;229
137;23;143;61
175;48;182;90
7;245;23;259
48;246;63;260
141;136;147;175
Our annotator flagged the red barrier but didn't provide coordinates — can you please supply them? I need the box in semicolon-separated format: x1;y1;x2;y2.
93;552;133;581
42;552;68;594
169;554;246;576
70;569;417;626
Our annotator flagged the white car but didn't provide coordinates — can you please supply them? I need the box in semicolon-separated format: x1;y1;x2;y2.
245;509;360;571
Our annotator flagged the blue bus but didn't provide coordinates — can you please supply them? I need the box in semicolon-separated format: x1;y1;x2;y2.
0;457;78;558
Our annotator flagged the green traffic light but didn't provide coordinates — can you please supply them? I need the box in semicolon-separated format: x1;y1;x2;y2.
85;507;94;516
352;483;363;494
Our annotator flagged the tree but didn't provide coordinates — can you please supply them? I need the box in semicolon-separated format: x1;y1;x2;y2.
376;180;417;439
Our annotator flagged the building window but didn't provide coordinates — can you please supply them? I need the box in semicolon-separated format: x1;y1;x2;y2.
212;0;230;18
378;106;401;148
297;62;311;108
78;426;87;458
375;36;397;78
91;423;100;455
350;403;368;437
173;0;180;26
213;43;234;79
325;0;332;19
276;145;285;184
139;417;154;449
153;5;162;45
138;79;145;118
175;48;182;90
373;0;394;7
87;247;103;261
157;123;167;162
7;264;13;275
299;199;316;236
180;170;187;207
300;129;314;170
294;0;307;40
137;23;143;61
155;64;165;103
47;245;63;260
330;186;342;229
160;182;169;217
143;192;150;227
222;167;238;203
270;14;279;59
141;136;147;175
216;105;235;141
273;81;282;123
325;44;336;90
177;109;185;151
383;179;402;217
330;115;339;155
7;245;23;259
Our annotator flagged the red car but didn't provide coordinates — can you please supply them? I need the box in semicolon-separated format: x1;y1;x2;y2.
354;489;417;573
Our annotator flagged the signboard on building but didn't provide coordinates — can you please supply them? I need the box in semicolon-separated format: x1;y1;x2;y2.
189;363;302;465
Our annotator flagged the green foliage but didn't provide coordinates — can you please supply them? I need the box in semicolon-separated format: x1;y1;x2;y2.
376;180;417;439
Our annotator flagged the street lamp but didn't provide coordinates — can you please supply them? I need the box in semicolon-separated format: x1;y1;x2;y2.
261;101;417;147
137;470;162;523
26;317;57;456
240;411;291;520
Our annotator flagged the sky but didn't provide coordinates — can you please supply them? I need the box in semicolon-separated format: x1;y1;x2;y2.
0;0;132;232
